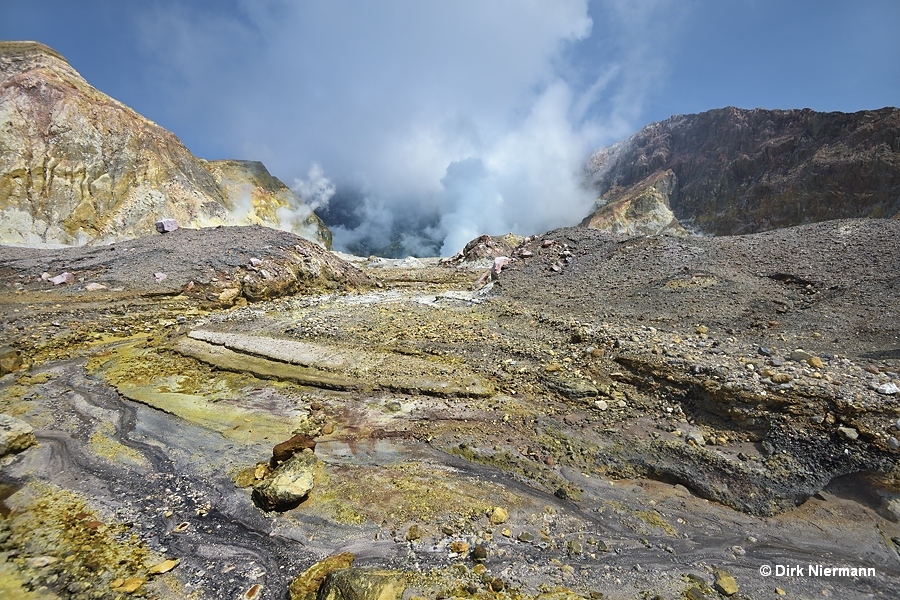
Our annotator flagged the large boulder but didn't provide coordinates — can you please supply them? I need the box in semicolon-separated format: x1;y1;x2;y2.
288;553;355;600
317;568;407;600
252;449;318;511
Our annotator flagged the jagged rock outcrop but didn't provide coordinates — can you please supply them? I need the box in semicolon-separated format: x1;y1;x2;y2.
580;169;687;236
0;41;329;247
584;106;900;235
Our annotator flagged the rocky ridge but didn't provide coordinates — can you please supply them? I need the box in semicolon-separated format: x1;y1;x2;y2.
0;41;329;247
583;106;900;235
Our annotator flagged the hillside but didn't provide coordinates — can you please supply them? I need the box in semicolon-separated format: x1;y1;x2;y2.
583;106;900;235
0;41;329;247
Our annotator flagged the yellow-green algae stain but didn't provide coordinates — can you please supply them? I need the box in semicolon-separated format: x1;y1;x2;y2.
88;422;149;467
87;341;306;443
2;482;185;599
307;461;521;530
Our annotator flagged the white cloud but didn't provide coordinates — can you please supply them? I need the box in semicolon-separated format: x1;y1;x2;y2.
134;0;677;255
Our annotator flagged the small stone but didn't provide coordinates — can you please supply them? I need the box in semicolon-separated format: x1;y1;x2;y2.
321;422;335;435
243;584;263;600
686;431;706;446
685;586;705;600
865;365;881;374
789;349;813;362
28;556;58;568
155;218;179;233
218;287;240;303
48;272;74;285
406;525;422;542
441;525;455;536
714;569;739;596
489;578;505;592
471;545;488;561
776;588;786;596
837;427;859;441
450;541;470;554
894;419;900;431
111;578;145;593
148;559;180;575
771;372;792;384
154;272;168;282
695;325;708;335
770;357;784;367
594;399;608;411
0;347;23;376
517;531;534;543
272;434;317;464
887;437;899;450
489;506;508;525
250;257;263;267
808;356;824;369
84;282;107;291
876;383;899;395
566;540;583;556
757;346;772;356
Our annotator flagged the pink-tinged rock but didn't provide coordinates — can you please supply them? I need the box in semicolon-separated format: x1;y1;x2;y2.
542;239;555;248
154;272;168;282
491;256;511;278
84;282;107;291
40;272;51;281
250;257;263;267
155;218;179;233
518;249;534;258
49;272;74;285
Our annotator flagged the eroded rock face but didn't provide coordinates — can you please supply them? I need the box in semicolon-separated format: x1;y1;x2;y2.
580;170;686;236
0;41;329;247
584;106;900;235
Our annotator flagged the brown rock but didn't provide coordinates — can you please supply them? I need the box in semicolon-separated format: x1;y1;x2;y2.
272;434;317;464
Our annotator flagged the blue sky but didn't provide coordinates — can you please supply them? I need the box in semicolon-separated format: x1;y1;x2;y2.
2;1;898;254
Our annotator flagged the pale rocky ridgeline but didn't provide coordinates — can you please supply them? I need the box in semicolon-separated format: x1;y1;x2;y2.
583;106;900;236
0;41;329;247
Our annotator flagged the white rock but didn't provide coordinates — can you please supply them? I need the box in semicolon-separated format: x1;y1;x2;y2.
48;272;74;285
155;218;179;233
875;382;899;395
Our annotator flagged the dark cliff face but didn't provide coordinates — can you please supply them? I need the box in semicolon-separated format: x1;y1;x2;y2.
585;107;900;235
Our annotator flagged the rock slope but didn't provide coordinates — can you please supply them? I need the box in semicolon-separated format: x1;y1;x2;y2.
0;41;329;247
583;106;900;235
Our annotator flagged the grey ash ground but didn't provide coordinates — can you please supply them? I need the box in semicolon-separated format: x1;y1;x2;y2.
0;219;899;599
